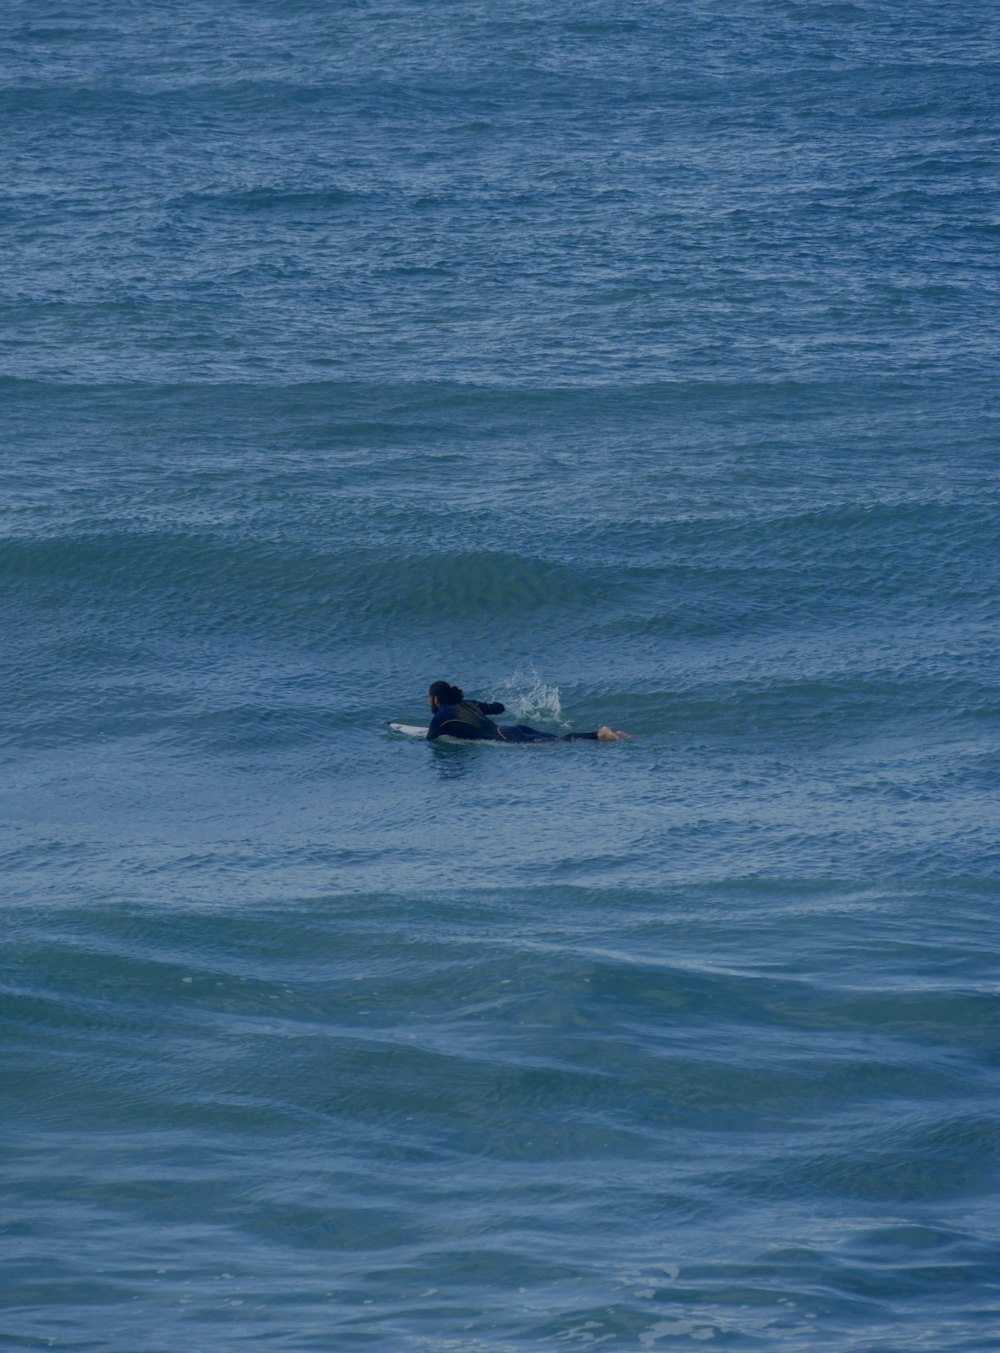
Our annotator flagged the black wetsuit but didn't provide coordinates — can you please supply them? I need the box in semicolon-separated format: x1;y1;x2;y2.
426;700;599;743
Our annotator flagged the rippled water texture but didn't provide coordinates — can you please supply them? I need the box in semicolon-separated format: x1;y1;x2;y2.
3;1;1000;1349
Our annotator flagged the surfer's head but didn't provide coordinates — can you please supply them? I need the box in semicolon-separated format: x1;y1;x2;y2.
428;680;463;710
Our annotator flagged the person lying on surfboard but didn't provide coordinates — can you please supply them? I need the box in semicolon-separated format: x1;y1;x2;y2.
426;682;628;743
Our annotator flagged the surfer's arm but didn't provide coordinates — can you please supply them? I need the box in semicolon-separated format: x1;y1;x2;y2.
470;701;505;715
426;711;444;741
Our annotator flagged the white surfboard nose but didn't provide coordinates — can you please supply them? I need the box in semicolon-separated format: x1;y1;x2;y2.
389;723;428;737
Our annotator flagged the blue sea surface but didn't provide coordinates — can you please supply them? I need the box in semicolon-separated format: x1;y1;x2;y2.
3;1;1000;1348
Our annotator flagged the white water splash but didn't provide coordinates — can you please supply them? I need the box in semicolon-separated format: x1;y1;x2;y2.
491;665;566;726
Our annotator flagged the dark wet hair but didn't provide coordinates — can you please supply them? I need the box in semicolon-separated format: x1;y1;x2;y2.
428;680;463;704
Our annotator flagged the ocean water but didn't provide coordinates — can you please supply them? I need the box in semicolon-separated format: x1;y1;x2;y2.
3;1;1000;1348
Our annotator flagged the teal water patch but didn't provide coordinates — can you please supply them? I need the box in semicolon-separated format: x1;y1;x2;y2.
3;882;999;1348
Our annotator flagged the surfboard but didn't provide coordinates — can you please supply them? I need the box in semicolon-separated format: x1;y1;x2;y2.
388;723;490;744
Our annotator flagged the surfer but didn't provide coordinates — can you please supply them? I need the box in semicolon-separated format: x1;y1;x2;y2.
426;682;628;743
